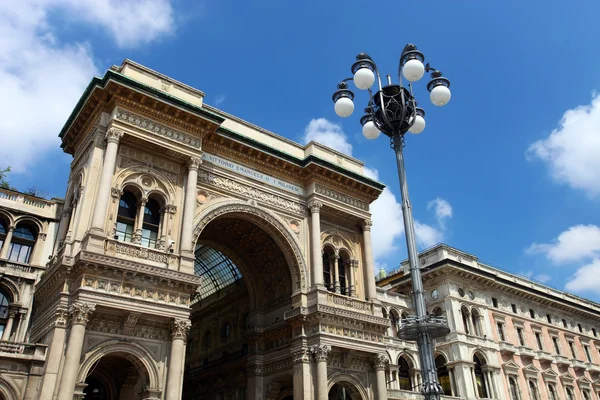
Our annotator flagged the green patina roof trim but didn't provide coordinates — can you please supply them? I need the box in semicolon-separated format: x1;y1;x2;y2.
59;70;225;140
216;126;385;191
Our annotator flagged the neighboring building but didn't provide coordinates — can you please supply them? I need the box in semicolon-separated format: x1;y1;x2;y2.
0;59;599;400
378;244;600;400
0;189;63;398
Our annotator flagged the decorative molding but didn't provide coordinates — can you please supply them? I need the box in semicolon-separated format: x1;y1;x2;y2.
111;187;124;199
197;170;306;216
106;128;125;144
361;219;373;232
171;318;191;340
123;312;141;335
55;308;68;328
291;348;311;364
311;344;331;362
114;241;169;263
307;200;323;214
70;302;95;326
373;353;389;370
188;156;202;171
315;184;369;211
116;109;202;149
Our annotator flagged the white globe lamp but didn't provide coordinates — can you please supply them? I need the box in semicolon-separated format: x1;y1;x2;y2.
354;67;375;90
334;97;354;117
408;113;426;134
402;59;425;82
430;85;451;106
362;120;380;139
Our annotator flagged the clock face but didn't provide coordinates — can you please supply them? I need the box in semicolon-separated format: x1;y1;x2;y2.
431;289;439;300
468;291;475;300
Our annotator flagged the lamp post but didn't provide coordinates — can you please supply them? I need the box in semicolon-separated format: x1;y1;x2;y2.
332;44;451;400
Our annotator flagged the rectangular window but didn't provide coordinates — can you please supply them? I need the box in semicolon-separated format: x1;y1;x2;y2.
8;243;32;264
115;221;134;243
535;332;543;350
141;227;158;248
497;322;505;341
529;309;535;319
568;341;576;359
593;328;597;337
552;337;560;354
547;314;552;324
492;298;498;308
517;327;525;346
562;319;568;328
511;304;517;313
584;345;592;362
578;323;583;333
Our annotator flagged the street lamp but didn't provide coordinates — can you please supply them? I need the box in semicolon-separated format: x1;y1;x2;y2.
332;44;451;400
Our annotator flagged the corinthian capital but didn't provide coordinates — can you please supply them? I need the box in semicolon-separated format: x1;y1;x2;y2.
308;200;323;214
311;344;331;362
291;348;311;364
188;156;202;171
361;219;373;232
106;128;125;144
171;318;191;340
373;353;389;370
69;302;95;326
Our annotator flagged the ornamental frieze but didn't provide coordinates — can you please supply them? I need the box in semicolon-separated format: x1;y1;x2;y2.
116;109;202;149
315;184;369;211
197;170;306;216
311;322;385;344
119;152;179;183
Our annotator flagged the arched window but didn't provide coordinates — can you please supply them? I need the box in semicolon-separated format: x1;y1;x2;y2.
461;306;471;335
473;355;488;398
582;389;591;400
389;310;399;337
0;218;7;250
528;380;538;400
398;356;412;391
547;384;557;400
471;309;481;336
338;254;348;296
141;198;161;248
322;248;334;292
435;355;452;395
565;387;574;400
508;377;519;400
9;223;37;263
0;291;9;338
116;191;137;242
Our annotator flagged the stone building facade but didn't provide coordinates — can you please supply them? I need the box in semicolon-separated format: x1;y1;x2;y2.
0;60;599;400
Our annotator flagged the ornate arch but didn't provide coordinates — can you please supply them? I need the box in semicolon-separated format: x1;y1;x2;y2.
398;352;418;369
434;350;451;363
0;375;19;400
321;229;356;258
113;163;177;204
472;350;488;365
77;340;161;390
0;277;20;304
13;215;43;234
327;372;369;400
192;199;308;293
0;209;15;226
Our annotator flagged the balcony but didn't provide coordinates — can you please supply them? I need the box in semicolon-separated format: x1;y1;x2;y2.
571;359;587;371
499;341;518;354
387;389;462;400
0;341;46;361
537;350;554;362
0;259;34;275
555;355;571;366
586;362;600;373
105;238;178;268
518;346;536;359
326;292;373;314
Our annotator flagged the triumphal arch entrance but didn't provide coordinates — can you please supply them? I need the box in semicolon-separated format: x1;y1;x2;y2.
30;60;390;400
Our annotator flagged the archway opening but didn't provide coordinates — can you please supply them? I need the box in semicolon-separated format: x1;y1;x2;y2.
397;356;412;391
328;382;362;400
435;354;452;395
83;353;149;400
473;354;488;398
183;215;296;400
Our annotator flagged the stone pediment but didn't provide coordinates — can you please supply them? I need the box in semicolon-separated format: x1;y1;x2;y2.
502;360;520;374
577;375;592;387
560;371;576;384
542;368;558;382
523;363;541;378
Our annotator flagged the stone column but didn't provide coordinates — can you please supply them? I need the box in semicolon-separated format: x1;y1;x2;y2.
1;308;16;341
30;231;46;265
56;303;95;400
54;185;74;252
332;255;340;294
38;309;68;400
292;348;312;400
361;220;377;301
132;197;148;245
180;157;201;253
308;200;324;289
312;344;331;400
165;318;190;400
448;367;457;397
0;226;14;259
90;128;124;232
373;354;389;400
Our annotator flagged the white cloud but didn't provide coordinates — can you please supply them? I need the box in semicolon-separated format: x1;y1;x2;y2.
565;258;600;293
526;224;600;264
427;198;453;227
519;270;552;284
302;118;353;155
215;95;227;106
527;93;600;197
0;0;176;171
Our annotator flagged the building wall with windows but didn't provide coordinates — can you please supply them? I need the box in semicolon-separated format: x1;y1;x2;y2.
378;244;600;400
0;189;62;399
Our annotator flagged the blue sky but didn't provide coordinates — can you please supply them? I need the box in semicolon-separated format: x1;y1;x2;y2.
2;0;600;300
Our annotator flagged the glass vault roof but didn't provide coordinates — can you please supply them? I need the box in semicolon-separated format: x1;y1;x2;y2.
194;244;242;298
